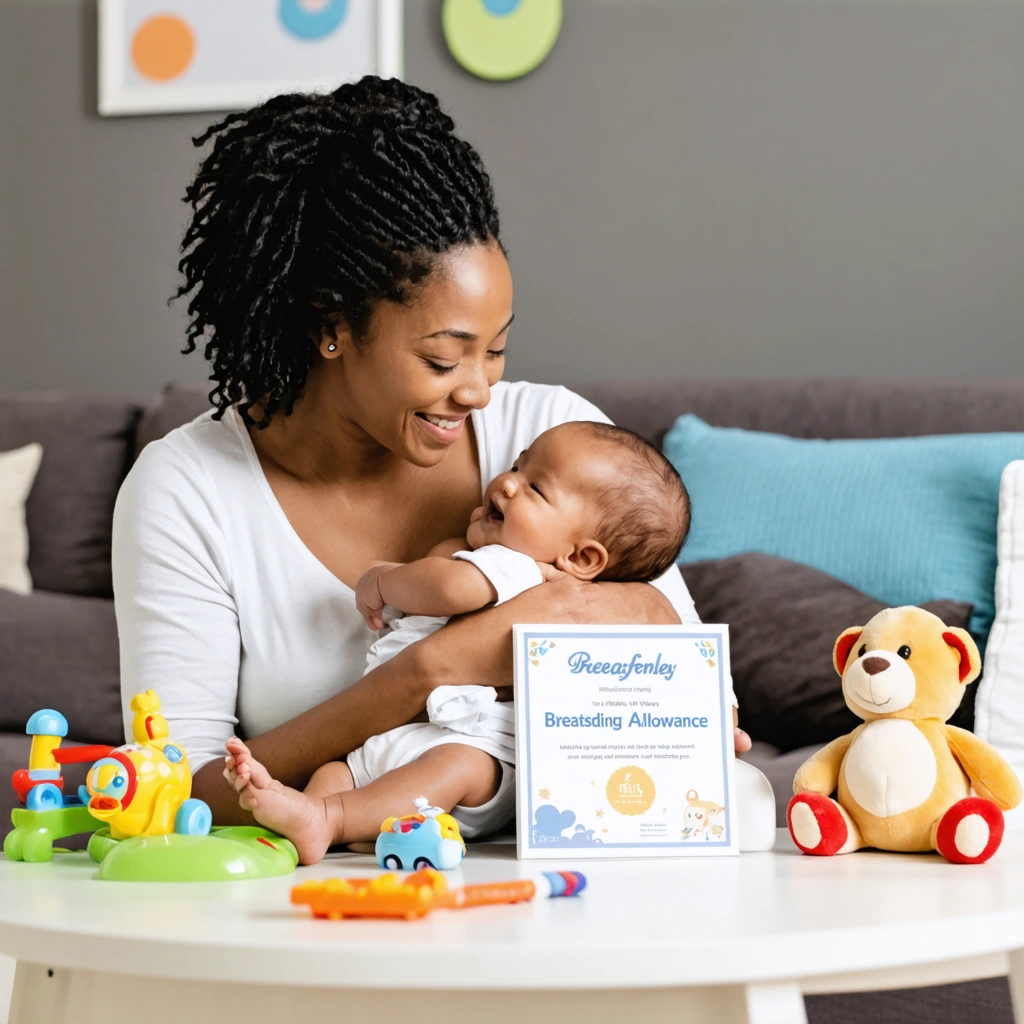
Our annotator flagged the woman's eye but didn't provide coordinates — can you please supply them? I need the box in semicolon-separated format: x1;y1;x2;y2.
898;645;911;660
487;347;507;360
426;360;457;375
858;644;867;658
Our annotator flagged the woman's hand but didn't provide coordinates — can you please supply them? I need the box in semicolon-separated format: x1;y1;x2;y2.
734;706;751;754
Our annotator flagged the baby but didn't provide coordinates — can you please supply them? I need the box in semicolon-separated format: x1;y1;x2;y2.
224;421;690;863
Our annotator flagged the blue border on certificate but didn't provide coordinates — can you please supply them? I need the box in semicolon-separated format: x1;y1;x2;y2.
521;630;732;849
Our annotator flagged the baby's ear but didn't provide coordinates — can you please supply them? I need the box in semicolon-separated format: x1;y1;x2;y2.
555;541;609;581
833;628;864;677
942;628;982;685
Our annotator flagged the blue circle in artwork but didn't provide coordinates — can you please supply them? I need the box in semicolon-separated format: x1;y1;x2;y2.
279;0;349;41
483;0;522;15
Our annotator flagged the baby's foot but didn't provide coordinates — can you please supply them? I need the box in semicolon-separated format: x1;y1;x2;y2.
223;738;339;865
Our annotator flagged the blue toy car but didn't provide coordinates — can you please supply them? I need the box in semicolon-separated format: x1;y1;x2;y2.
375;798;466;871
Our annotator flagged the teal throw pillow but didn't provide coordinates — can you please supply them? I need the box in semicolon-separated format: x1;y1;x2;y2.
663;414;1024;643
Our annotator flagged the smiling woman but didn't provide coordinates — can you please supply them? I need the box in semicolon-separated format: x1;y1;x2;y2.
112;76;714;830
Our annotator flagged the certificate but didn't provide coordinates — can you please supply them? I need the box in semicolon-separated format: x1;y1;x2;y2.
514;624;737;859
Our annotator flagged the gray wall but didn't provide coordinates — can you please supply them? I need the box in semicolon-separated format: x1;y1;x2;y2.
2;0;1022;395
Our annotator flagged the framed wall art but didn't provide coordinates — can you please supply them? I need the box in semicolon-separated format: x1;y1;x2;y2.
98;0;403;117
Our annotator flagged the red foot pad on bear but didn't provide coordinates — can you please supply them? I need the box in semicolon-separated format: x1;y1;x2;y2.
935;798;1004;864
787;793;849;856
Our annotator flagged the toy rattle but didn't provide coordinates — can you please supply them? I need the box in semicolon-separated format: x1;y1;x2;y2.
292;866;586;920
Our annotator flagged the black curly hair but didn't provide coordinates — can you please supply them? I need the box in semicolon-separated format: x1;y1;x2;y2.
176;76;502;425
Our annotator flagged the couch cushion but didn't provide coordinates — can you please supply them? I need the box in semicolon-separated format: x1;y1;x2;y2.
0;443;43;594
683;553;975;752
577;379;1024;448
0;393;142;596
133;382;213;459
666;415;1024;643
0;589;122;744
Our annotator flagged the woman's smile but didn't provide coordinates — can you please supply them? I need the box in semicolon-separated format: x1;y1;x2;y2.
414;411;468;446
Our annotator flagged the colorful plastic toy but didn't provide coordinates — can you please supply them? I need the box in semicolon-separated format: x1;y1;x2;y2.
5;692;298;880
82;691;298;881
79;691;212;840
375;796;466;871
79;691;210;838
292;867;586;920
6;709;113;862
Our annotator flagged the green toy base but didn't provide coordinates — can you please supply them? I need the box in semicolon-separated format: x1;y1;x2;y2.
87;825;298;881
5;805;99;863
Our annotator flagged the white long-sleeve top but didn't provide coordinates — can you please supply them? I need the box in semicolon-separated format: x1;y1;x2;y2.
112;381;701;773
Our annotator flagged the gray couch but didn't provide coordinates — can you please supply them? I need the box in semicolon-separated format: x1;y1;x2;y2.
4;378;1024;1024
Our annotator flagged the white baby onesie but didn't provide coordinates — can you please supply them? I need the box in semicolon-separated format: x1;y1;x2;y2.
347;544;543;838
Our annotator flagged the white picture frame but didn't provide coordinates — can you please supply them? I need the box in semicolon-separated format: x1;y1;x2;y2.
98;0;403;117
513;624;739;860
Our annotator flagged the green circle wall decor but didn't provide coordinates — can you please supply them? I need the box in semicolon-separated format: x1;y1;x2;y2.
442;0;563;82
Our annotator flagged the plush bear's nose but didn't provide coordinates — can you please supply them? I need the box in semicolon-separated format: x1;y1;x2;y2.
862;656;890;675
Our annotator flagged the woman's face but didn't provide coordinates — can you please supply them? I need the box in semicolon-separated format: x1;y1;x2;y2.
324;240;513;467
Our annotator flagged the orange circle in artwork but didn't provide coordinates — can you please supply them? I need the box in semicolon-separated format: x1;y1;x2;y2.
131;15;195;82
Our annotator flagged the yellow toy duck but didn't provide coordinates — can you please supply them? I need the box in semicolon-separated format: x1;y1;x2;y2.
81;691;211;839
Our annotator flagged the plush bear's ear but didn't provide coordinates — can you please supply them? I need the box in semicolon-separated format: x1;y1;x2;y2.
942;628;982;685
833;628;864;677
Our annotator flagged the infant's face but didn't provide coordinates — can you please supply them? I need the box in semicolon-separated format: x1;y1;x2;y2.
467;423;613;561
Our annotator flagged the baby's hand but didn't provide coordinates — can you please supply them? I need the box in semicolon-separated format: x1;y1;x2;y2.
355;564;392;631
536;561;569;583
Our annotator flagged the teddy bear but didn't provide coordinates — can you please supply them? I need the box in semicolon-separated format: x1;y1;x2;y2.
787;606;1022;864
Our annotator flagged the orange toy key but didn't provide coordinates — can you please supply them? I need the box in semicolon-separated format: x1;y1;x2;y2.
291;868;586;921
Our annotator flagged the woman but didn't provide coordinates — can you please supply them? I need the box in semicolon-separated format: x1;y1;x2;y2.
113;77;748;825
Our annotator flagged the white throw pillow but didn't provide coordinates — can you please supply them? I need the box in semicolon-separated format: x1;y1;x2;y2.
0;442;44;595
974;460;1024;828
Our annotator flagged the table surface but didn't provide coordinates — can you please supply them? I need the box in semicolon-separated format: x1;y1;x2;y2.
3;830;1024;991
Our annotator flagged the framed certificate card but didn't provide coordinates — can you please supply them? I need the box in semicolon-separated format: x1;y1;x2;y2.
514;624;738;859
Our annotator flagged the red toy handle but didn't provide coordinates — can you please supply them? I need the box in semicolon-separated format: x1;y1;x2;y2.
52;745;113;765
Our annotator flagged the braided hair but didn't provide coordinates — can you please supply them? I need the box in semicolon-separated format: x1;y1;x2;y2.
176;76;502;424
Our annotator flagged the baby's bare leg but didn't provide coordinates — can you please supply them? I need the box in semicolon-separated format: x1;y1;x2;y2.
225;738;500;865
330;743;501;842
304;760;354;800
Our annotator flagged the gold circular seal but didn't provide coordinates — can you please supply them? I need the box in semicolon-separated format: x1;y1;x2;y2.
605;766;656;816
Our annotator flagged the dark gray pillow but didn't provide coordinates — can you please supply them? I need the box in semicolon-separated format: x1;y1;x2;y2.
680;553;975;752
0;393;142;596
0;589;123;745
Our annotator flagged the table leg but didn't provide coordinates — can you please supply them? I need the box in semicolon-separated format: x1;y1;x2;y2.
1008;948;1024;1023
744;981;808;1024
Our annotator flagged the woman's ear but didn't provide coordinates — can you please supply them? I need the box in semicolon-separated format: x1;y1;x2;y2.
318;316;353;360
942;628;982;685
555;541;609;581
833;627;864;677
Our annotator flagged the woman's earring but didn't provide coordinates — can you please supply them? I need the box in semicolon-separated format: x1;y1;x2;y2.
327;343;337;352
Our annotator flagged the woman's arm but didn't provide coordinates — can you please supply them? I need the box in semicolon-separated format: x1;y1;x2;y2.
190;576;677;821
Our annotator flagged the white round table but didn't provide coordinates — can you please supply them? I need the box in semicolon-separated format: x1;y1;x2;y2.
3;829;1024;1024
